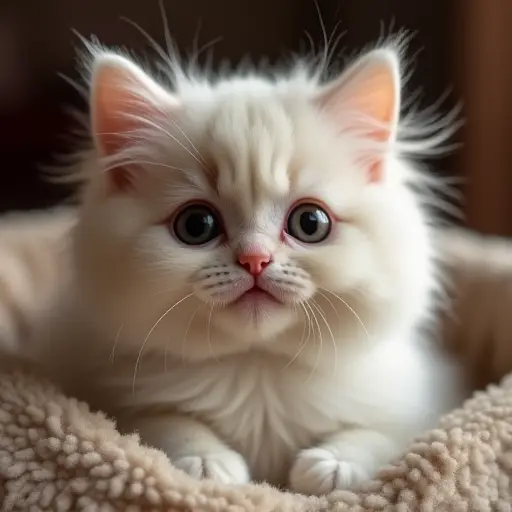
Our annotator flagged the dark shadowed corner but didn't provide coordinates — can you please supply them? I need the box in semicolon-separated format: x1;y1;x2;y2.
0;0;460;217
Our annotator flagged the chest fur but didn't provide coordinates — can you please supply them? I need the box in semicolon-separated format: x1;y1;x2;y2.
115;352;342;482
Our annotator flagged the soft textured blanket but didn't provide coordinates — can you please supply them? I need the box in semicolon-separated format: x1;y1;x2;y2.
1;229;511;511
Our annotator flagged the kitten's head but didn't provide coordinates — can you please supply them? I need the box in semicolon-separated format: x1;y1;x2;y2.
71;42;441;357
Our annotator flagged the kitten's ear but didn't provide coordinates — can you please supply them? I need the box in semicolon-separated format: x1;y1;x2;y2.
316;49;400;182
90;53;178;192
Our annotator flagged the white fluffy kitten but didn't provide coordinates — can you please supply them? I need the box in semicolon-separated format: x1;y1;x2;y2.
37;40;461;495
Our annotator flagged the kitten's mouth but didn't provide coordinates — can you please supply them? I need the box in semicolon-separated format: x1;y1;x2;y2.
233;285;282;306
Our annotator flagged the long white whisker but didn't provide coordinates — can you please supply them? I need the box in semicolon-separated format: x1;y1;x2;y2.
178;303;202;365
316;290;341;324
321;288;370;344
296;304;308;348
305;301;322;382
283;303;312;370
311;298;337;377
207;305;219;363
169;119;206;164
132;292;194;393
110;323;124;363
135;117;205;167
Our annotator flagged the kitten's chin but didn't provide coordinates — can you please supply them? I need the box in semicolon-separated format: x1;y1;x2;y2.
214;297;296;342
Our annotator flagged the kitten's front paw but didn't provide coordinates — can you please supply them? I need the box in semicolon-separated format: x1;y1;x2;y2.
173;450;250;484
289;447;374;495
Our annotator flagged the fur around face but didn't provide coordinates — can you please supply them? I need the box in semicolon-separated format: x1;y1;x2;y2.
35;39;462;493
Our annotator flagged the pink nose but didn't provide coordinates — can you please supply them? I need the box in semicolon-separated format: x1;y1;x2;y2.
238;252;272;276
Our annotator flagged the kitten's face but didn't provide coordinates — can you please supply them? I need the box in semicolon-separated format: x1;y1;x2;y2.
74;49;434;355
144;95;373;340
110;94;370;342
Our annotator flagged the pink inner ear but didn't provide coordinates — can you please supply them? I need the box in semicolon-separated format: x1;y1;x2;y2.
93;65;157;157
93;66;151;194
347;67;397;134
317;51;400;183
361;70;396;183
91;55;176;195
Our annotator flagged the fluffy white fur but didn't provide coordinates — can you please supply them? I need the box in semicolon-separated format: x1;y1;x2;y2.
35;39;461;495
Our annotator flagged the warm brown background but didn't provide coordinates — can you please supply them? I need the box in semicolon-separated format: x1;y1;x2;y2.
0;1;507;235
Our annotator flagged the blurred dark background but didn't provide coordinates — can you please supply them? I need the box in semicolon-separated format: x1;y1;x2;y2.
0;1;509;234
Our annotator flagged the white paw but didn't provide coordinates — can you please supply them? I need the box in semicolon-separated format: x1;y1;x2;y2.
289;447;374;495
173;450;250;484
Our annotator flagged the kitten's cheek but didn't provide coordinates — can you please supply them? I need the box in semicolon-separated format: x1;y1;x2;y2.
291;262;322;292
314;270;351;293
298;251;361;292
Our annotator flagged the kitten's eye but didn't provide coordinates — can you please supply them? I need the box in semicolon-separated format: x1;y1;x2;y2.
286;203;331;243
173;204;222;245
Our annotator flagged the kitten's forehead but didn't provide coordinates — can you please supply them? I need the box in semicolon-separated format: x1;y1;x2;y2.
201;93;296;214
164;80;352;221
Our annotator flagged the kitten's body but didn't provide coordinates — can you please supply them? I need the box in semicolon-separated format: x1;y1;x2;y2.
43;294;455;486
32;42;462;494
0;208;75;350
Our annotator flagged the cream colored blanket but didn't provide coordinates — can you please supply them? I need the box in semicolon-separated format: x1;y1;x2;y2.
1;229;511;511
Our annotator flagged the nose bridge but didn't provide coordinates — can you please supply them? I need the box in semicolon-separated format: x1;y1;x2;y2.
234;230;274;257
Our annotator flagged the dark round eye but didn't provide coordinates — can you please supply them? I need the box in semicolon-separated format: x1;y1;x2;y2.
173;204;222;245
286;203;331;243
